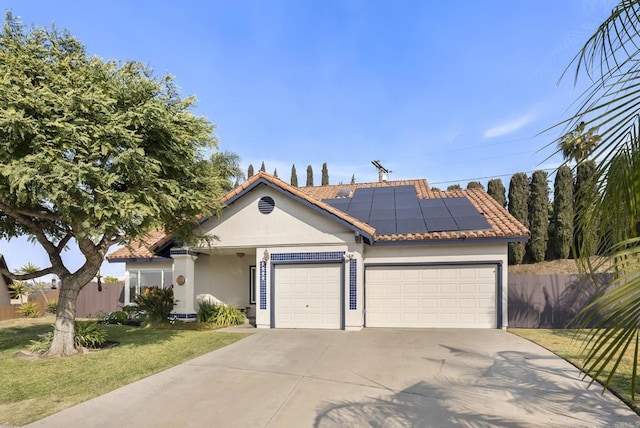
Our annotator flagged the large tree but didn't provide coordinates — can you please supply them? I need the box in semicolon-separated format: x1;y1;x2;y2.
487;178;506;208
556;0;640;396
0;15;230;356
507;173;529;264
526;170;549;263
550;165;573;259
290;164;298;187
466;181;484;190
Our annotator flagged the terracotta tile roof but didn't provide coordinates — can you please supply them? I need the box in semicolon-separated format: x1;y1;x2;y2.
107;172;528;260
106;229;173;260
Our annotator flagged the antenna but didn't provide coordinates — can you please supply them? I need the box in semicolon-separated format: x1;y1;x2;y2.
371;160;391;182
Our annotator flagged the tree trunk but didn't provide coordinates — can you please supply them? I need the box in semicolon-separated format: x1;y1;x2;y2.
45;277;81;357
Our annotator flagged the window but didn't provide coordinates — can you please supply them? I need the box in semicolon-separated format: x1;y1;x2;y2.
127;268;173;304
249;266;256;304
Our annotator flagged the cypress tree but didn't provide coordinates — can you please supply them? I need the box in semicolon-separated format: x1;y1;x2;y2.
247;164;254;177
259;161;266;172
350;174;355;185
321;162;329;185
466;181;484;190
551;165;573;259
290;165;298;187
527;170;549;263
508;172;529;264
306;165;314;186
574;159;597;257
487;178;506;207
273;168;278;179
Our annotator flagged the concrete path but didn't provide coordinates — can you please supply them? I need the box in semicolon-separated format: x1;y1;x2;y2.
28;328;640;427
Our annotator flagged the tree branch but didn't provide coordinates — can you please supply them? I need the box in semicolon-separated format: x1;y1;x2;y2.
0;266;54;281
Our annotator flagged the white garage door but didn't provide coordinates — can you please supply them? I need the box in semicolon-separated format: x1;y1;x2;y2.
365;265;497;328
274;264;341;329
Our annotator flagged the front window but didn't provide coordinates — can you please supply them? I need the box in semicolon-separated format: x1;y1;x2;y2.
127;268;173;304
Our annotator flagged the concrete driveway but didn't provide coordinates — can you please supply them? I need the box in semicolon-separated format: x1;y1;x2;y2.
28;328;639;428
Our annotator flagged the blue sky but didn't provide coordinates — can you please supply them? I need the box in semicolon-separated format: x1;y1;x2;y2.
0;0;616;279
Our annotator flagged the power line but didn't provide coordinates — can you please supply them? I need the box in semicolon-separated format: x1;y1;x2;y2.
430;168;557;186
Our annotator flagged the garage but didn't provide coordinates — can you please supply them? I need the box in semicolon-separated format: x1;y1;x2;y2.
273;264;342;329
365;264;497;328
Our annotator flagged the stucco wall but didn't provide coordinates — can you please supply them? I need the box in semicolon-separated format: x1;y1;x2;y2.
194;253;255;312
200;185;357;248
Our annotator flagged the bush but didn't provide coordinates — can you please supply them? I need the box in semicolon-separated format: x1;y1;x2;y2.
197;301;244;327
74;321;107;348
19;302;40;318
47;299;58;314
102;310;128;325
214;305;245;326
196;301;218;323
134;286;176;323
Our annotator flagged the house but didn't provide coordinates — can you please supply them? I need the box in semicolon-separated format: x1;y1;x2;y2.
0;254;14;306
107;172;529;330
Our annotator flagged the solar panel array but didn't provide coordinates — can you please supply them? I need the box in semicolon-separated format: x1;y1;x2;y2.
323;185;490;235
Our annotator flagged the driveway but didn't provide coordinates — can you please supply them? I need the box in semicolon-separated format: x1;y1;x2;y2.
28;328;639;428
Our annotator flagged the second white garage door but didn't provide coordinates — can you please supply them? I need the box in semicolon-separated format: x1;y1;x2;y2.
274;264;341;329
365;265;497;328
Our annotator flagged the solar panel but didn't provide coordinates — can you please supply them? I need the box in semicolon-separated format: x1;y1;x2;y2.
394;185;416;194
374;187;395;195
347;210;370;222
336;188;351;198
446;205;479;217
372;199;394;209
369;209;396;220
396;199;420;209
421;206;451;218
325;199;351;211
396;218;428;234
425;217;459;232
348;202;371;211
443;197;470;206
369;219;396;235
454;216;491;231
396;208;423;219
419;199;446;208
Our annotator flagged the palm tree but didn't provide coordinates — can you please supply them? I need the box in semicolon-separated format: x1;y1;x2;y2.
19;262;48;305
558;0;640;398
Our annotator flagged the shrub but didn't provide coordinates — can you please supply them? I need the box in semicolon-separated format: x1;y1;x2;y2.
102;310;128;325
135;286;176;323
74;321;107;348
196;300;218;323
196;301;245;326
214;305;245;326
19;302;40;318
46;299;58;314
29;331;53;354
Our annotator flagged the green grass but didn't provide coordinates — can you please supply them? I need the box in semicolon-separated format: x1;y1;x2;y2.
0;318;248;425
510;329;639;414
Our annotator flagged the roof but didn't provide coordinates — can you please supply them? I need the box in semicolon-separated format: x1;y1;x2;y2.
0;254;12;286
107;172;529;261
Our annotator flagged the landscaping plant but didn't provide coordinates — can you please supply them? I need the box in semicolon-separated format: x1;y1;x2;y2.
46;299;58;314
18;301;40;318
196;301;244;326
135;287;176;323
102;310;128;325
29;321;106;354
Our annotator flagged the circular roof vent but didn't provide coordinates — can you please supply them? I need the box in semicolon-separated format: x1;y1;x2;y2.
258;196;275;214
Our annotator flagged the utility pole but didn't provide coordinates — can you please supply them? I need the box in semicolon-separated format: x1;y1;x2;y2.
371;160;391;182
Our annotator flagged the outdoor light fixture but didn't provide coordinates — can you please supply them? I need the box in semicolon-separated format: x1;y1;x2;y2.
236;252;245;258
51;277;57;289
263;249;269;262
96;271;102;292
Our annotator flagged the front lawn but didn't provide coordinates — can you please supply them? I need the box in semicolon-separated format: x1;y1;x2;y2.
510;329;639;414
0;318;248;426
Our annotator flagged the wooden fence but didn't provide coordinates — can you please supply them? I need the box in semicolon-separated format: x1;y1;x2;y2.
508;273;611;328
0;282;124;322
